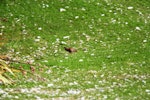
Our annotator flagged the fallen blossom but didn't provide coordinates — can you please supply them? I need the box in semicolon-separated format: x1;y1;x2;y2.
35;39;40;42
135;26;141;31
38;27;42;30
67;89;81;95
127;6;133;10
63;36;70;39
47;83;54;87
79;59;83;62
75;16;79;19
143;40;147;43
60;8;66;12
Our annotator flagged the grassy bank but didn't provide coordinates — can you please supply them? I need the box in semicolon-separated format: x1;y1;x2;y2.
0;0;150;99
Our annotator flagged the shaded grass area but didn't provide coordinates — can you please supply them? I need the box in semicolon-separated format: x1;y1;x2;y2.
0;0;150;99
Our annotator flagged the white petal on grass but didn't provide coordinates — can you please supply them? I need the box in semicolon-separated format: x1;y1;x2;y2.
100;74;104;78
61;41;67;45
143;40;147;43
15;18;20;22
85;88;95;92
60;8;66;12
46;4;49;8
145;89;150;95
99;88;105;92
37;36;41;39
42;4;49;8
135;27;141;31
10;13;13;16
107;55;112;58
65;69;71;73
54;50;58;53
22;30;27;34
20;88;29;93
67;89;81;95
109;10;112;12
45;69;52;74
14;96;19;99
136;10;143;15
65;6;69;9
103;95;108;99
47;83;54;87
35;96;44;100
91;53;95;56
101;14;105;16
88;70;97;74
65;56;68;59
115;97;120;100
35;38;40;42
114;12;117;15
1;26;5;28
145;19;147;24
63;36;70;39
125;22;128;25
142;80;146;84
111;18;116;23
38;27;42;30
80;97;85;100
0;89;7;94
69;81;78;86
42;60;48;63
86;81;92;84
145;89;150;93
16;52;20;55
28;59;35;63
75;16;79;19
79;59;83;62
127;6;134;10
81;7;86;11
56;38;60;42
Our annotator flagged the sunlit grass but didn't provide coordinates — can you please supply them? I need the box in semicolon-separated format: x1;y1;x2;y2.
0;0;150;99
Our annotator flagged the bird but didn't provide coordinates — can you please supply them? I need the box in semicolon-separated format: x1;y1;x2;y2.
64;47;77;53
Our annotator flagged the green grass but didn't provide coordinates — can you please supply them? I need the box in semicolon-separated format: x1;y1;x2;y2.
0;0;150;99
